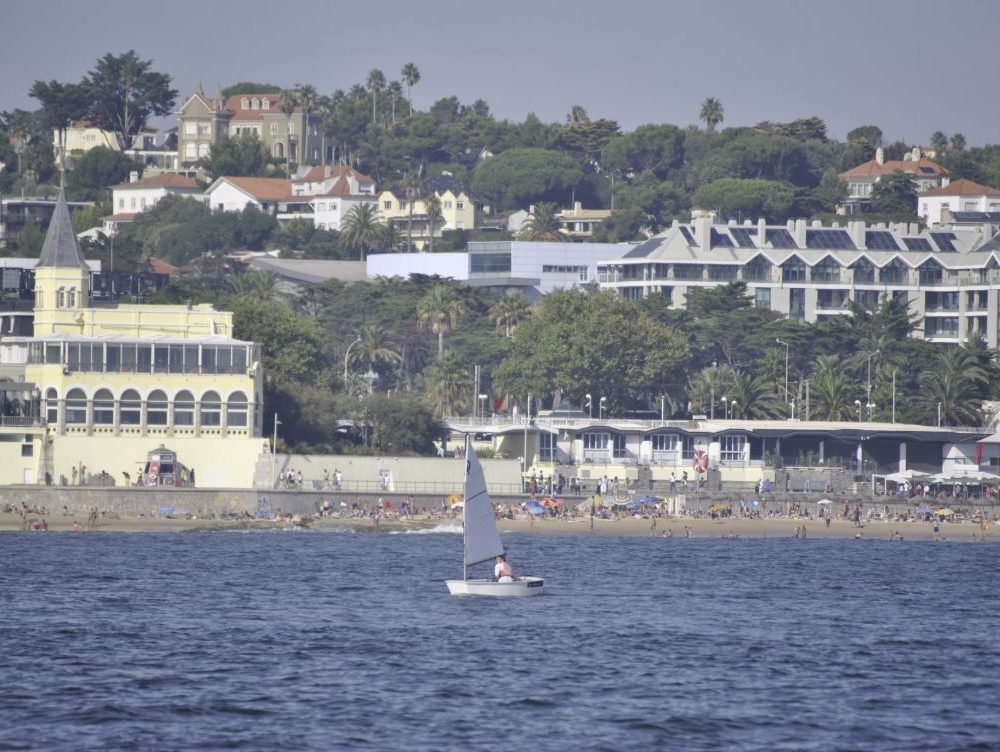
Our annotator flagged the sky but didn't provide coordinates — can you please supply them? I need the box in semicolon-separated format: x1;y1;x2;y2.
3;0;999;147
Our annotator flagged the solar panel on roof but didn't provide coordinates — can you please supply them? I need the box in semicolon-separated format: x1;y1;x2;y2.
930;232;958;252
765;228;796;248
865;231;900;251
729;227;757;248
679;226;697;246
806;229;856;249
903;237;933;252
710;228;734;248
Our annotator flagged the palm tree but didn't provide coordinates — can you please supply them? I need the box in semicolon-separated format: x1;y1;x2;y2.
349;323;403;380
294;84;318;163
366;68;386;124
808;355;858;421
424;192;442;253
914;346;988;426
700;97;724;134
279;88;299;173
376;221;402;251
519;202;565;241
424;351;468;416
728;370;782;419
387;80;403;125
417;284;467;356
228;270;282;300
341;203;382;260
401;63;420;115
489;290;532;339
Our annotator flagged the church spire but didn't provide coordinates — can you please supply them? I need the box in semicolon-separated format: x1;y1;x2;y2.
37;190;88;270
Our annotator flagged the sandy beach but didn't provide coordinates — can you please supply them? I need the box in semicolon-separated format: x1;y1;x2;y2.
1;509;993;542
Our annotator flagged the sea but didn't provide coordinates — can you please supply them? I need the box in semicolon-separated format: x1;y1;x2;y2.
1;527;998;752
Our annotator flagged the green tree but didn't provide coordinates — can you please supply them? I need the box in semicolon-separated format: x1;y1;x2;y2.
692;178;796;222
471;148;583;210
85;50;177;152
808;355;858;420
230;297;330;386
493;288;689;413
387;80;403;125
417;283;467;356
518;202;566;241
29;79;91;171
401;63;421;115
424;193;441;253
202;132;269;180
870;170;917;214
700;97;724;134
424;351;469;415
489;290;532;338
913;346;988;426
67;146;140;200
366;394;444;454
367;68;386;124
929;131;948;153
601;124;685;178
340;203;382;260
228;270;282;301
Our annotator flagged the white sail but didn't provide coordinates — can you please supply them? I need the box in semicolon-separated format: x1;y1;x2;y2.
463;440;504;567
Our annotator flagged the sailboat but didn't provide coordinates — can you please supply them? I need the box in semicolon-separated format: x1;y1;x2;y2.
445;436;544;596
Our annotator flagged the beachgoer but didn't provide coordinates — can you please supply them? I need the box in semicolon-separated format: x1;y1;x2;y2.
494;554;514;582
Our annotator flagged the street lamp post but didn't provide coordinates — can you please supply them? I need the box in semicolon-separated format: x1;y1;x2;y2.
720;395;727;419
709;360;717;419
478;393;488;421
599;397;607;419
343;335;362;381
730;399;737;419
776;339;790;414
866;402;876;421
585;393;593;419
866;349;880;412
855;399;862;422
270;413;282;488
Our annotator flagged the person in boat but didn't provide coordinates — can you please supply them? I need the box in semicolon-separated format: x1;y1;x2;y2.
494;554;514;582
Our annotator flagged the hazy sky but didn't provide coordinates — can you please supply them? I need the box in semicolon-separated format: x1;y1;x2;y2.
3;0;998;146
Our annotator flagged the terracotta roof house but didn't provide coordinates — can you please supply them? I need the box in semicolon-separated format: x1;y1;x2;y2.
918;178;1000;227
840;147;948;214
103;173;203;236
203;176;294;215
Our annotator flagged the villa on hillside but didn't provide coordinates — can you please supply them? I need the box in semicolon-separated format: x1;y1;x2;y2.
840;147;948;214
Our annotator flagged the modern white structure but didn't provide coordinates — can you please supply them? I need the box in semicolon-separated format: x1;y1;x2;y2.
598;211;1000;348
367;240;633;300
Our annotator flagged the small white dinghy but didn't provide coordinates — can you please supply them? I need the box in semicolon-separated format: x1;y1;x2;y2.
445;436;544;597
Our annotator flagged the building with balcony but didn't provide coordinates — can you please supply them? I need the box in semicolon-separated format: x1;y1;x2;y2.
840;147;948;214
598;211;1000;348
0;190;267;487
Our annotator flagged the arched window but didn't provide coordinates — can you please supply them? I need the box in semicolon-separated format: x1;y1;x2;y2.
241;97;249;109
65;388;87;424
227;391;248;427
67;288;76;307
251;98;260;109
273;142;284;159
45;388;58;424
120;389;141;425
261;97;270;109
185;143;196;159
56;288;65;308
174;390;195;426
93;388;114;425
200;391;221;427
147;389;168;426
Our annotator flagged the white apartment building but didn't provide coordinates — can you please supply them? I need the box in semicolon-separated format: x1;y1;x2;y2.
599;211;1000;348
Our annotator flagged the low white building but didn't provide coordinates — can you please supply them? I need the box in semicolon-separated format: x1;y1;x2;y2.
298;165;377;232
203;176;292;215
367;240;633;300
919;178;1000;227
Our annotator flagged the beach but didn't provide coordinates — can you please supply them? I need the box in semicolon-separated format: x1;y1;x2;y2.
1;509;993;541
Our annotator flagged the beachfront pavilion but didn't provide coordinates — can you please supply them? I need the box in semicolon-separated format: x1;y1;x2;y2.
446;415;990;494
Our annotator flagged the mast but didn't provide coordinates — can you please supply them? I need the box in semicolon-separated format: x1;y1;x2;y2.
462;433;470;581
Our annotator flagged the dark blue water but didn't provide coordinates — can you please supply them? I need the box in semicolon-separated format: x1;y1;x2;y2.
1;529;998;751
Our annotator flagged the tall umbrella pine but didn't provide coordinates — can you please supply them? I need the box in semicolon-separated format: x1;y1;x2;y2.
417;285;466;357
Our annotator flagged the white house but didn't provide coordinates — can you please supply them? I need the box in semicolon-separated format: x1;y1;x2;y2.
293;165;377;232
104;173;203;235
203;176;292;215
919;178;1000;227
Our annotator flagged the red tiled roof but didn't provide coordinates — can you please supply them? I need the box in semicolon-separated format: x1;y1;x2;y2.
221;176;293;201
295;164;374;184
920;178;1000;197
225;93;302;119
841;157;948;179
148;257;179;275
114;174;200;190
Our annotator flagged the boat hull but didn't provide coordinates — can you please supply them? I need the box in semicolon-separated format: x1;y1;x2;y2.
446;577;545;597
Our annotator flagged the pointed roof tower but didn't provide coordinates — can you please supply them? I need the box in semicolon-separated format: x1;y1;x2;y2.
37;190;89;270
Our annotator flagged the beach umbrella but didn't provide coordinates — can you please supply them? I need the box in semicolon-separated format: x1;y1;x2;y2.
817;499;834;505
526;500;546;515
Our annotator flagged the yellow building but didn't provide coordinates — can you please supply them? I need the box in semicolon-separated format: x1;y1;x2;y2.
377;188;480;250
0;190;267;487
